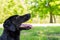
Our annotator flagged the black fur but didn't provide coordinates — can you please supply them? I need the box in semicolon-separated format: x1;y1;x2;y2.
0;14;31;40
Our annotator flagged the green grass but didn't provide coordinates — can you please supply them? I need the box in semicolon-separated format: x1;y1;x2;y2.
0;26;60;40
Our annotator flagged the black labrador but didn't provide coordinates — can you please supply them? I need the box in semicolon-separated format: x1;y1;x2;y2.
0;14;32;40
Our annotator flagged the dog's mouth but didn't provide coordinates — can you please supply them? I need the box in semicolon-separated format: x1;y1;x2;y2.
20;24;32;30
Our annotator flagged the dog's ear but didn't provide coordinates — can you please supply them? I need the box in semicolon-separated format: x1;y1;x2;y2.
3;19;16;32
8;23;16;31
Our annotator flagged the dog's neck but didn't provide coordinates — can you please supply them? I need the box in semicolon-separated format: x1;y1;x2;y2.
1;29;20;40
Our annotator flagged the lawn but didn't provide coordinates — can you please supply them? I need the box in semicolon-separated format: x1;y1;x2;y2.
0;26;60;40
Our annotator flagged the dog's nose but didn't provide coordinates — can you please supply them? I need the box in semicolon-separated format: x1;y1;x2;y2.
25;13;31;17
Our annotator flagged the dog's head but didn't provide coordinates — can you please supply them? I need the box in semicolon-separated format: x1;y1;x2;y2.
3;14;32;32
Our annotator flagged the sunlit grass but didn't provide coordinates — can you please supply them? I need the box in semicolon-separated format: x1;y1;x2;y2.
0;26;60;40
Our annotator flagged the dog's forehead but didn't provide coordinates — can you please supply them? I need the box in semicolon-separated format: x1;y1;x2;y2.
9;15;18;19
16;16;22;19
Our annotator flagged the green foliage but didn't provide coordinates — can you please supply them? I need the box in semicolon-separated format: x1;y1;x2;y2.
0;0;60;23
25;0;60;18
0;0;27;23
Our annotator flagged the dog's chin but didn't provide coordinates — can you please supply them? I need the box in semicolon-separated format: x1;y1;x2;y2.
20;24;32;29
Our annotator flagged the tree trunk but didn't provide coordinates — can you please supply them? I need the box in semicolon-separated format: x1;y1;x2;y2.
53;15;56;23
50;12;53;23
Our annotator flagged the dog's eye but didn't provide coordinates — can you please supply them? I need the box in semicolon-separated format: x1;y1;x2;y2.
16;16;20;19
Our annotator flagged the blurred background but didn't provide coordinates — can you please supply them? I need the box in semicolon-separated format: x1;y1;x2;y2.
0;0;60;40
0;0;60;24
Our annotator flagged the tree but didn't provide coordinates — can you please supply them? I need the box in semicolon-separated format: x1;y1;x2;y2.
25;0;60;23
